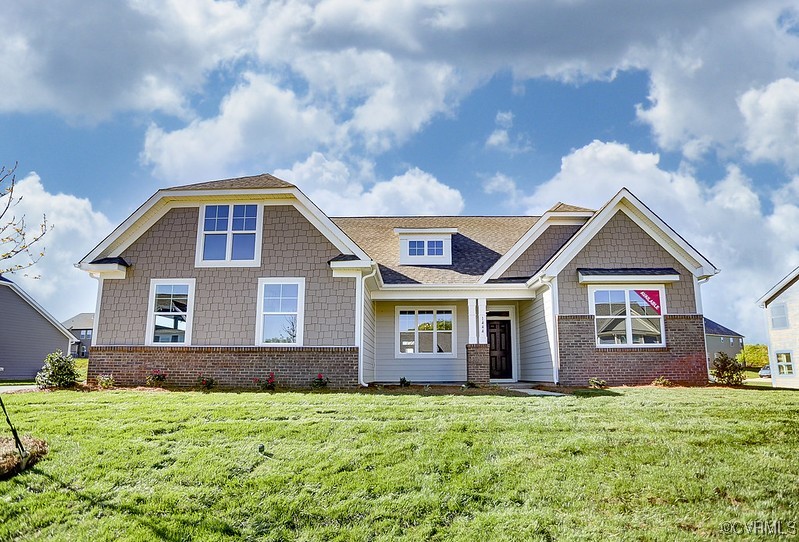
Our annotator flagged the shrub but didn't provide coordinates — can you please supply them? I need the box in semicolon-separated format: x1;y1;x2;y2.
399;377;411;387
196;374;215;390
35;350;79;389
146;369;167;387
588;377;608;389
651;376;673;387
253;372;276;391
96;374;115;389
311;373;330;388
711;353;744;385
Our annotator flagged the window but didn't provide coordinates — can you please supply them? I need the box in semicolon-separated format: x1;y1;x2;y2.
427;240;443;256
196;204;262;266
397;307;455;356
776;352;795;376
770;302;789;330
409;240;425;256
257;278;305;346
146;279;195;346
590;286;665;347
79;329;92;341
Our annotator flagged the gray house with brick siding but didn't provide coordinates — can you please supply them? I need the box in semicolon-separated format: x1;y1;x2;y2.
78;175;718;388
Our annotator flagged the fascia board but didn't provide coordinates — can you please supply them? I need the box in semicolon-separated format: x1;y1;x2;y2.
371;284;535;301
478;214;552;283
757;265;799;307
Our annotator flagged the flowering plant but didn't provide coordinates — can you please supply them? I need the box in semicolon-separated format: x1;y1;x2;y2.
145;369;167;387
253;372;276;391
311;373;330;388
196;373;215;390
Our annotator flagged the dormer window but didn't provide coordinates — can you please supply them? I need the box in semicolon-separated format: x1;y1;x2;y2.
395;228;456;266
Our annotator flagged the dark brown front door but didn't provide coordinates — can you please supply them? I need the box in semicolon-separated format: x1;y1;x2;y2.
489;320;512;379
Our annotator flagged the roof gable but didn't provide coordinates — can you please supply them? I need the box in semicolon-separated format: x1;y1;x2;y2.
703;317;744;338
758;265;799;307
0;276;76;341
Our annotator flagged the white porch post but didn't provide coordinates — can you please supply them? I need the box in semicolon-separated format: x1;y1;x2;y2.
467;298;477;344
478;298;488;344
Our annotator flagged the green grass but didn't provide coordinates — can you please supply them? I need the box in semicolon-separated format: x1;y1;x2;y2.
1;387;797;541
74;357;88;383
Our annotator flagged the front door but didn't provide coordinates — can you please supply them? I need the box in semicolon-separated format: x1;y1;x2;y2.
489;320;513;379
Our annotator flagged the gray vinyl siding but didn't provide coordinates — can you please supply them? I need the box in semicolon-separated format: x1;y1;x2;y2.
374;300;467;382
518;295;555;382
362;286;376;382
0;285;72;380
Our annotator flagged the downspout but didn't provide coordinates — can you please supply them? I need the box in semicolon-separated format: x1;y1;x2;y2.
358;265;378;387
539;276;560;385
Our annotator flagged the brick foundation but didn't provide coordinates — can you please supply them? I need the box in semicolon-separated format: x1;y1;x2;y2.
557;315;708;386
466;343;490;384
88;346;359;389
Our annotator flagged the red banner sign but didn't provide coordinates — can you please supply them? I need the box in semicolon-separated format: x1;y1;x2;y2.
635;289;662;315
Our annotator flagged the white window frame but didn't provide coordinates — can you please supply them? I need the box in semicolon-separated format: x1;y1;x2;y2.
397;232;453;266
256;278;306;347
395;306;457;358
775;351;795;377
145;279;195;346
195;203;263;268
770;302;789;330
588;284;667;348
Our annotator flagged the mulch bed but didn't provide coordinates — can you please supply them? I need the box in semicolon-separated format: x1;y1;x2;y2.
0;435;48;479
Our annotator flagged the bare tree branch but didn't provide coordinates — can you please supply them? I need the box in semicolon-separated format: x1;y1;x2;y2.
0;163;49;275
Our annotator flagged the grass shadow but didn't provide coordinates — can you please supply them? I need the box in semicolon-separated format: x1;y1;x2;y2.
572;388;623;398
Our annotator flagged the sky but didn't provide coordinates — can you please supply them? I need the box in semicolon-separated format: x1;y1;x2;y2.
2;0;799;343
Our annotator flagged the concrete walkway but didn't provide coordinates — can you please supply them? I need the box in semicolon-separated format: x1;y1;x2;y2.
0;385;38;394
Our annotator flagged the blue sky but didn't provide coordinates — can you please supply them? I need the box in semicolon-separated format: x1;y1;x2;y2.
3;0;799;343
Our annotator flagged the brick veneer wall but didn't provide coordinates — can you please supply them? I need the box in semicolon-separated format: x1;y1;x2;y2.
89;346;359;389
557;315;707;386
466;344;490;384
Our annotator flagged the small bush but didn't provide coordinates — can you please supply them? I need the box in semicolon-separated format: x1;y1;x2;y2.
651;376;673;387
196;374;215;390
96;374;115;389
588;377;608;389
311;373;330;388
35;350;79;389
146;369;167;387
253;372;276;391
399;377;411;387
711;353;744;386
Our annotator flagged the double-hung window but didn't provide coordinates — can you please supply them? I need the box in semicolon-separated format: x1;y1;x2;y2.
770;302;789;330
589;286;665;347
196;204;262;266
776;352;795;376
256;278;305;346
397;308;455;356
146;279;195;345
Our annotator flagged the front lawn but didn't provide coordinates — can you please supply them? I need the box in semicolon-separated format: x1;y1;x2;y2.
1;387;797;540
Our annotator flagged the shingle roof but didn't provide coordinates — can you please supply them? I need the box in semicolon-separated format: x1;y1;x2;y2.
89;257;130;266
332;216;540;284
165;173;294;191
703;317;744;338
577;267;679;276
548;202;595;213
62;312;94;330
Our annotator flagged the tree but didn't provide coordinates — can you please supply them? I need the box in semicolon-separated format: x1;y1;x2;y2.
736;344;769;368
1;162;48;274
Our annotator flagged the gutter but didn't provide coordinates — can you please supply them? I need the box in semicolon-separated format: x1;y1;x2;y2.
358;265;378;387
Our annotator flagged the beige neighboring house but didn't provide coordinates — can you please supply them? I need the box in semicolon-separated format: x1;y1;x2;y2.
77;174;719;389
758;267;799;389
0;275;76;380
62;312;95;358
704;317;744;363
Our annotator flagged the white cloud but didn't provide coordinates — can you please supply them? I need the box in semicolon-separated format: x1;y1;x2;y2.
483;173;520;198
2;173;113;321
522;140;799;343
739;78;799;170
274;152;464;216
485;110;531;154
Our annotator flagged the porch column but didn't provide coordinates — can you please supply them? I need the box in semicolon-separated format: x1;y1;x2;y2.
467;298;477;344
478;298;488;344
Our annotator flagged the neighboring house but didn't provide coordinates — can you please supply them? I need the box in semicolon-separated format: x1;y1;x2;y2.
758;267;799;389
62;312;95;357
77;174;719;388
0;275;77;380
704;317;744;367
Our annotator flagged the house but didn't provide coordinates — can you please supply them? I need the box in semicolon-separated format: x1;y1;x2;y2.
758;267;799;389
703;317;744;366
62;312;95;357
77;174;719;388
0;275;77;380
